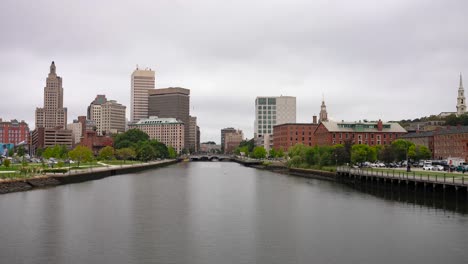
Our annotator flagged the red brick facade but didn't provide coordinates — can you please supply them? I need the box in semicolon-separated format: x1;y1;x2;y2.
273;123;318;151
314;121;406;147
80;131;113;154
433;127;468;161
0;119;29;145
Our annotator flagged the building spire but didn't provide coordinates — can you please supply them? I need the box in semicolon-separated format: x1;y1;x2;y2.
49;61;56;76
460;72;463;89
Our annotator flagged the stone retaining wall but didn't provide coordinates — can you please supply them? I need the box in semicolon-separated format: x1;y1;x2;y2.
0;160;179;195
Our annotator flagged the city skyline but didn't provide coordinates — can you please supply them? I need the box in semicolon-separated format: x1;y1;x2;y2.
1;0;467;142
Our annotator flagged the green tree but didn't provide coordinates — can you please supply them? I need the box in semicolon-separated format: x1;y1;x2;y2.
238;139;255;153
269;148;278;158
351;144;370;164
114;129;150;149
332;144;350;165
99;146;115;161
3;159;11;168
168;146;177;159
391;139;415;161
17;146;26;157
36;148;44;157
149;140;169;158
415;145;431;160
288;144;309;158
277;148;285;158
68;146;93;167
116;148;136;163
251;146;267;159
136;142;156;161
379;145;395;163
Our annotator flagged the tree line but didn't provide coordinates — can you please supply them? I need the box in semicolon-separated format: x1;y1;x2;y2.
33;129;178;166
286;139;431;168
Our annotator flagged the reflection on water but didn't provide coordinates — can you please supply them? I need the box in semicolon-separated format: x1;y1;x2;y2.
0;162;467;264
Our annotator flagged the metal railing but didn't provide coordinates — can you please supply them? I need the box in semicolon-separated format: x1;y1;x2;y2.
337;166;468;186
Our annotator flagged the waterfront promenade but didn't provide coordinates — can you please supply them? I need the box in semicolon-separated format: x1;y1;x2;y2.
337;166;468;190
0;159;178;194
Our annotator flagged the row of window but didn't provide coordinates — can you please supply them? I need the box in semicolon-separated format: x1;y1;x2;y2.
332;140;390;145
332;133;396;140
258;115;276;120
257;106;276;110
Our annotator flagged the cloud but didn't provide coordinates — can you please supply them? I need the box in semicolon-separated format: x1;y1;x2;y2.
1;0;467;143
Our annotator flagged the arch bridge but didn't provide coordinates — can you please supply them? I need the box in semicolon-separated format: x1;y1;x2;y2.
189;155;232;161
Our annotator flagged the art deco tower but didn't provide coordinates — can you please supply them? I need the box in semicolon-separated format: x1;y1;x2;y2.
35;61;67;129
456;73;466;116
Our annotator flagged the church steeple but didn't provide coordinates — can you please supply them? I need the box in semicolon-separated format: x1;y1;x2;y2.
319;95;328;122
457;73;466;116
460;73;463;89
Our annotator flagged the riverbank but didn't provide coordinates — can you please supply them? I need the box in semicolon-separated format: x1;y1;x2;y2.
0;159;179;194
240;160;337;182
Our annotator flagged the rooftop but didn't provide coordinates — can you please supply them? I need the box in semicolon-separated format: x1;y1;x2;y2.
132;116;183;125
321;120;407;133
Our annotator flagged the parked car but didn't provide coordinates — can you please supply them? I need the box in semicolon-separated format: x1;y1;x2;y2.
456;165;468;172
432;165;444;171
423;165;433;171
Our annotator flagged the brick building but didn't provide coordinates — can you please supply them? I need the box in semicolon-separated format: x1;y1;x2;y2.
273;123;318;151
432;126;468;161
80;130;113;155
0;119;29;145
400;131;435;158
30;127;73;155
314;120;407;146
224;130;244;154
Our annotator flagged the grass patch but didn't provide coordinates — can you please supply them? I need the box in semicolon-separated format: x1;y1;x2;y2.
100;160;143;165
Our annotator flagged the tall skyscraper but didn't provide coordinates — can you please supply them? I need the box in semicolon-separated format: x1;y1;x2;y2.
35;61;67;129
88;95;126;136
31;61;73;154
457;73;466;116
188;116;198;153
131;67;155;122
254;96;296;150
148;87;190;150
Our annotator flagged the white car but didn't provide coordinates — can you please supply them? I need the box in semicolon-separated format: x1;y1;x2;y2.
432;165;444;171
423;165;433;171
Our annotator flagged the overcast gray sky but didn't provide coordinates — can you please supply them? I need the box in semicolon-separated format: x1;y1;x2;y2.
1;0;467;143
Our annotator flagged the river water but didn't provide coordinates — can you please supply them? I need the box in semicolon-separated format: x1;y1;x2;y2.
1;162;467;264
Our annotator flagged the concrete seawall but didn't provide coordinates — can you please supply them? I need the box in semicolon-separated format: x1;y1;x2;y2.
0;160;179;195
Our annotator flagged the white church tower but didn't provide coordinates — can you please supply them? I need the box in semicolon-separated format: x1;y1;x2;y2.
457;73;466;116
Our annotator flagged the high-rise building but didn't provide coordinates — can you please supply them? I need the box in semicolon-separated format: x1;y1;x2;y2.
31;62;72;155
457;73;466;116
131;67;155;122
188;116;198;153
128;116;185;153
148;87;190;150
88;95;126;135
254;96;296;150
35;61;67;129
221;127;236;153
196;126;200;153
224;129;244;154
0;119;29;145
